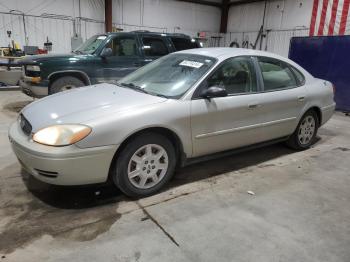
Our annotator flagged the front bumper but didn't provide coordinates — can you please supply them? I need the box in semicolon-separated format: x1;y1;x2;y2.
19;77;49;98
8;121;118;185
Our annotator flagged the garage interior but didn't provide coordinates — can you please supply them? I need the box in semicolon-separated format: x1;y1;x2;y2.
0;0;350;261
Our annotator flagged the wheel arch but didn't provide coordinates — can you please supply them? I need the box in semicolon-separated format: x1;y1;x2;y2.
108;126;186;181
48;70;91;91
303;106;322;126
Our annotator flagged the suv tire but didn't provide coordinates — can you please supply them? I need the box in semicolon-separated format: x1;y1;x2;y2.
50;76;85;94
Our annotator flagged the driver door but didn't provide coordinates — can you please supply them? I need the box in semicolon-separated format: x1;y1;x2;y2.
95;35;142;83
191;56;266;157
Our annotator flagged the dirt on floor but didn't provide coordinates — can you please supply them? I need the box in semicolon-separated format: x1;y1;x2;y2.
0;91;349;262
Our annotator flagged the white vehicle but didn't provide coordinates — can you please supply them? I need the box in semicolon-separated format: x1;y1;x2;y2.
9;48;336;197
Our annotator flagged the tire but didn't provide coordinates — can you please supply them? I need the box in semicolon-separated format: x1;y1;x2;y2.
50;76;85;94
113;133;177;197
286;110;319;150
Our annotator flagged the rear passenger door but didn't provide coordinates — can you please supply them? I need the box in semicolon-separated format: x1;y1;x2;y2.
139;35;171;65
254;56;307;141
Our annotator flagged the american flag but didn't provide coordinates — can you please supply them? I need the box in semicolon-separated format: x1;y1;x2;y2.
309;0;350;36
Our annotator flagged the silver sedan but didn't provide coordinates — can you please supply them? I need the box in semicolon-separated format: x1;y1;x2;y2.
9;48;335;197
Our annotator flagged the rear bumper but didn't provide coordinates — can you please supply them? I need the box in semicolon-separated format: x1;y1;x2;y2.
19;77;49;98
321;103;336;126
8;122;118;185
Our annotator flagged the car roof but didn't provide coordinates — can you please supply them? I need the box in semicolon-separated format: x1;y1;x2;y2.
105;31;192;38
176;47;314;80
176;47;285;59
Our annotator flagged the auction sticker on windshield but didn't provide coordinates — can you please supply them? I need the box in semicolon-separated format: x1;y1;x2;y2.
179;60;203;68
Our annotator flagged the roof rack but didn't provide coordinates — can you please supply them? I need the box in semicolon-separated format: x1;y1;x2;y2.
131;30;150;33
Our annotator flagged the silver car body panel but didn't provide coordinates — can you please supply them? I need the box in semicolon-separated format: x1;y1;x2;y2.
22;83;167;133
9;48;335;185
9;122;118;185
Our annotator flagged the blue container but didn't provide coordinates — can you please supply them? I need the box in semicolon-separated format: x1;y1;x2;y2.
289;35;350;112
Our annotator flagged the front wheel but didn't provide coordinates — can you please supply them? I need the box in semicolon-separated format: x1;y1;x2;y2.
50;76;85;94
113;133;176;197
286;110;319;150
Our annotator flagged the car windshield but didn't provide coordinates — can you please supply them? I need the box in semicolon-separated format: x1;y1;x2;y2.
118;53;216;98
74;35;107;54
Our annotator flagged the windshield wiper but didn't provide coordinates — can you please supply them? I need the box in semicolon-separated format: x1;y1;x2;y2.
154;93;169;98
119;82;169;98
119;82;149;94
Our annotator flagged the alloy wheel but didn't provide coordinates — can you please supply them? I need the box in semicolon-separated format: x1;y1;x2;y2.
127;144;169;189
298;115;316;145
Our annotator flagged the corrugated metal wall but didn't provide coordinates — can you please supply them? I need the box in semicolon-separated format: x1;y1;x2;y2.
0;0;221;53
0;13;105;53
224;0;313;57
223;28;309;57
0;0;105;53
265;29;309;56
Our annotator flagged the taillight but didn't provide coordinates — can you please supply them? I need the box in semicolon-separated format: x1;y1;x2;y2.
332;83;336;94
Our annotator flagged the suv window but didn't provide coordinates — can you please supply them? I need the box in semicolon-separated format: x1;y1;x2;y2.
257;57;297;91
141;36;169;57
75;35;107;54
106;36;137;56
170;37;198;51
206;56;257;95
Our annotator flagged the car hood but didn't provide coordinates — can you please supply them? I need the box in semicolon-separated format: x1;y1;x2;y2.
22;83;167;132
19;53;90;64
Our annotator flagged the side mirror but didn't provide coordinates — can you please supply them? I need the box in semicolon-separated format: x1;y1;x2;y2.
100;47;113;58
201;86;228;99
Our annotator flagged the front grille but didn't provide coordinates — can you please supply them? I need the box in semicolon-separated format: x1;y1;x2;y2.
20;114;32;136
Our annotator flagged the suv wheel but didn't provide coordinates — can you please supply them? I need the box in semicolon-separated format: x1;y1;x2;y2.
50;76;85;94
286;110;319;150
113;133;176;197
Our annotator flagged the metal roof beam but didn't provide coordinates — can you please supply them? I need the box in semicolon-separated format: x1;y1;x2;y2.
176;0;222;8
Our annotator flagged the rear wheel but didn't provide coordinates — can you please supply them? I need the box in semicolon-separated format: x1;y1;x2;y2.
113;133;176;197
50;76;85;94
286;110;319;150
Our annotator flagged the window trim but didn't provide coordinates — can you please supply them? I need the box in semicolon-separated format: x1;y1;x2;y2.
192;55;261;100
140;35;171;57
170;36;199;51
289;65;306;87
103;34;141;58
255;56;301;93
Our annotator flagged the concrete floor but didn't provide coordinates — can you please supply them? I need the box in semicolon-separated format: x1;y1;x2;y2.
0;91;349;262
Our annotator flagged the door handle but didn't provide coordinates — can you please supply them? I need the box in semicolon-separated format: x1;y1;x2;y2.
248;103;259;109
298;96;305;101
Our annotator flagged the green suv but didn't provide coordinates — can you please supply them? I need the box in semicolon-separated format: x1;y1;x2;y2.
19;31;200;97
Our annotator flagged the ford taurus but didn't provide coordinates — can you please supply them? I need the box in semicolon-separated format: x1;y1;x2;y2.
9;48;335;197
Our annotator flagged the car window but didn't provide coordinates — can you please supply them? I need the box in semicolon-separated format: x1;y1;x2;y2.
205;57;257;95
118;54;216;98
106;36;137;56
290;66;305;86
141;36;169;57
74;35;106;54
257;57;297;91
170;37;198;51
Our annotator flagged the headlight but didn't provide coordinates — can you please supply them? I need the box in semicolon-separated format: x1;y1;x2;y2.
26;65;40;71
33;125;91;146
